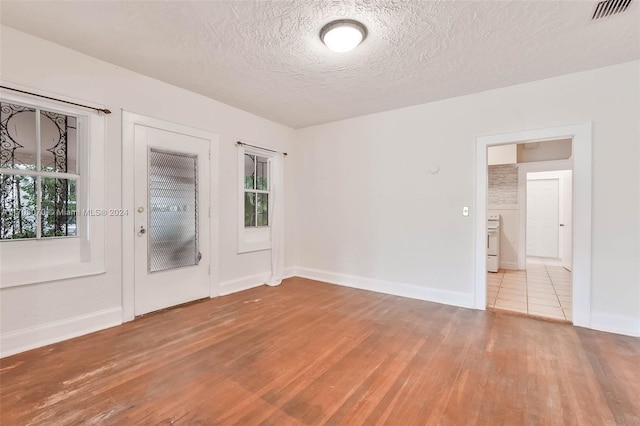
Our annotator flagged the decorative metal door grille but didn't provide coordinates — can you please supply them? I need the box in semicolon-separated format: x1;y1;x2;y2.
148;149;199;272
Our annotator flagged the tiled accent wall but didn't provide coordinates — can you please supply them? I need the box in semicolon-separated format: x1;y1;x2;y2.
488;164;518;205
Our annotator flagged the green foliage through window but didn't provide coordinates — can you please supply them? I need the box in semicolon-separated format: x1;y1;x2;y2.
0;101;78;240
243;153;269;227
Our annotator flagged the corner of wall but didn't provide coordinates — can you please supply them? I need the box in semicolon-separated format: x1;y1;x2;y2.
293;267;474;309
218;267;299;296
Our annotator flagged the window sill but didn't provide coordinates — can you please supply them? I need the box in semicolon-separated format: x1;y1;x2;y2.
237;226;271;254
0;231;106;288
238;242;271;254
1;260;106;288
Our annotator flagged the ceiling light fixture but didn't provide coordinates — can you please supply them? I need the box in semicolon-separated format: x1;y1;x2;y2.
320;19;367;53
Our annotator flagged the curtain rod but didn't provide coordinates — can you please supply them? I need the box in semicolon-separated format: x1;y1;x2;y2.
237;141;287;156
0;85;112;115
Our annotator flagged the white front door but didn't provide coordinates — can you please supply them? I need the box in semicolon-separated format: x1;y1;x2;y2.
134;125;210;315
527;179;559;258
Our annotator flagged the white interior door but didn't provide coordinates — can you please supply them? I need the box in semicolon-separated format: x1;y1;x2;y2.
134;125;210;315
526;179;559;258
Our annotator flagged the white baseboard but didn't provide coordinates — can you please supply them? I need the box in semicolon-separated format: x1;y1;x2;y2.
283;266;298;279
4;273;633;360
293;267;474;309
1;307;122;358
499;261;519;270
590;312;640;337
219;273;269;296
218;267;298;296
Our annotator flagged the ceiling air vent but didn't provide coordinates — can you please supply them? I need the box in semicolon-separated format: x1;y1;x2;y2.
592;0;633;20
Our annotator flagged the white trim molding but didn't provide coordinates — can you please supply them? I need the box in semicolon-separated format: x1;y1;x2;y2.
121;111;220;321
219;267;298;296
0;307;122;358
590;312;640;337
0;86;107;288
219;273;270;296
236;144;274;254
475;123;592;328
294;267;474;309
219;267;464;301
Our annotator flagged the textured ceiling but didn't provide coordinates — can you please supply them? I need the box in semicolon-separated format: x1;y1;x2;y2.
1;1;639;128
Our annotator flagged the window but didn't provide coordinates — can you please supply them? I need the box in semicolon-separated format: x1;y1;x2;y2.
237;146;273;253
243;153;269;227
1;101;79;240
0;92;106;288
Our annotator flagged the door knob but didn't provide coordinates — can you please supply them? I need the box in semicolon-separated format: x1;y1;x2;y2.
138;226;146;236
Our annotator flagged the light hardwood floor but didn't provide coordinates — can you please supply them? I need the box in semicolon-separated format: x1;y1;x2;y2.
1;277;639;425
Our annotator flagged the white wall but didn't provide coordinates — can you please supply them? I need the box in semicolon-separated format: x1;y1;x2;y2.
0;26;296;356
1;27;638;355
294;60;640;335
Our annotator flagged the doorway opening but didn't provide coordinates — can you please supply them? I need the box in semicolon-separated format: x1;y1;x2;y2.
485;140;573;322
475;123;592;327
122;112;220;322
523;170;573;320
487;159;573;322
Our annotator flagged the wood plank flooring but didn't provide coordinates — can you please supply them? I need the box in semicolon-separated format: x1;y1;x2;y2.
1;277;639;425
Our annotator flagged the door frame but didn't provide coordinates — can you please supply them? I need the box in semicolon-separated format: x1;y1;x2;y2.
474;123;592;327
122;111;220;322
519;165;572;268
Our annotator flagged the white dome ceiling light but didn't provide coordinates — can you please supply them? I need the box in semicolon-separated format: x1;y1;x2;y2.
320;19;367;53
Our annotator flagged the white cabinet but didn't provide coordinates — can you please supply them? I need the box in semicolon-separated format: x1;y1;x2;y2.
488;144;517;165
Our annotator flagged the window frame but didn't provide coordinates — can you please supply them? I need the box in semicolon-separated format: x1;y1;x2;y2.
1;101;81;241
237;145;273;253
0;90;106;288
243;152;270;228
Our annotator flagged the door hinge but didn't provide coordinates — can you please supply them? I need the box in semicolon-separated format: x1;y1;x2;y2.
208;149;211;160
208;265;211;275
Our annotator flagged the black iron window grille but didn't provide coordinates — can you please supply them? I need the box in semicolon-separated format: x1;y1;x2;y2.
0;101;79;240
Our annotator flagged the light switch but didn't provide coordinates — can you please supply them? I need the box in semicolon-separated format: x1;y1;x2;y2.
462;206;469;217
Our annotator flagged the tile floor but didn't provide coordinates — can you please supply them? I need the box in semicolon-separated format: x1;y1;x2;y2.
487;257;572;321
